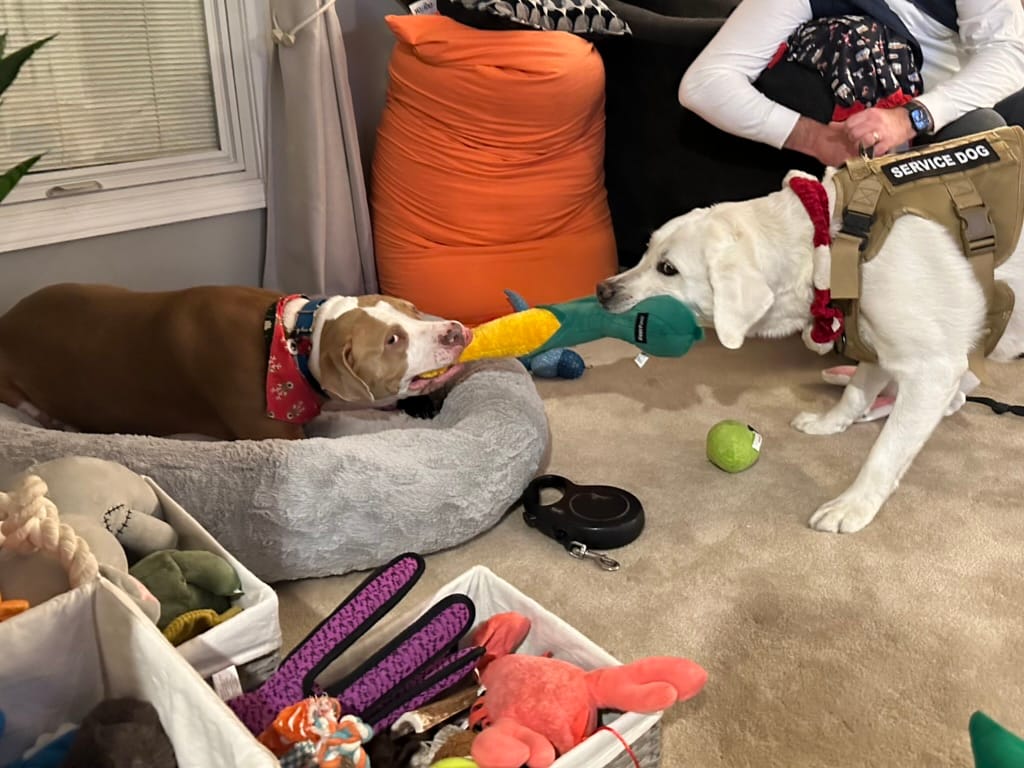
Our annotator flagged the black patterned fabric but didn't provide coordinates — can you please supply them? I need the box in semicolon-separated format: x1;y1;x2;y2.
780;15;921;116
445;0;631;36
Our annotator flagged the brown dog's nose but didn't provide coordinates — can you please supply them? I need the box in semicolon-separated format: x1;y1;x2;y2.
440;323;465;347
597;280;617;303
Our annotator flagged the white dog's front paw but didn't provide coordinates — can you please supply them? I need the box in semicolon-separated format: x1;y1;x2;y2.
808;494;880;533
945;390;967;416
791;411;849;435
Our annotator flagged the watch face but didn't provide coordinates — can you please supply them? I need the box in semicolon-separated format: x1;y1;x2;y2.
910;107;931;132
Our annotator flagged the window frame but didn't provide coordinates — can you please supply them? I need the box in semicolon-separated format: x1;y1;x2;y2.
0;0;268;253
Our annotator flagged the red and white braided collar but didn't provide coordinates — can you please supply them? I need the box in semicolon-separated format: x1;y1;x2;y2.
787;175;845;353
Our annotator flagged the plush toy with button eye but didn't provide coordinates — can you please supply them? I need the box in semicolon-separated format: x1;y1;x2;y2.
0;456;178;620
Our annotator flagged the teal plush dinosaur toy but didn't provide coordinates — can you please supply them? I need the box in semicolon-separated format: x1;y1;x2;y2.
970;711;1024;768
420;294;703;379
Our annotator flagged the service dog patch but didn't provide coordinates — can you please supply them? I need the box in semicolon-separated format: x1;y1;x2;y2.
882;138;999;186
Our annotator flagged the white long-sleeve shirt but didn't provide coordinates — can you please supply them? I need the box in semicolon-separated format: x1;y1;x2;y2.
678;0;1024;148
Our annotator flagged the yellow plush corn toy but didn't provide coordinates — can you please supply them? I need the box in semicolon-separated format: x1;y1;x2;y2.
418;307;561;378
461;307;562;363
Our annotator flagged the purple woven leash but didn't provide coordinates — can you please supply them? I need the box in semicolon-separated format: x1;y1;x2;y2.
331;597;474;717
228;554;423;734
370;645;483;732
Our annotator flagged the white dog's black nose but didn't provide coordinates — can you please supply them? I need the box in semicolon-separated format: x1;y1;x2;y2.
597;280;617;304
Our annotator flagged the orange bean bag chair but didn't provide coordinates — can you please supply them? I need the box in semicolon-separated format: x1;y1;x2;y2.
372;15;618;326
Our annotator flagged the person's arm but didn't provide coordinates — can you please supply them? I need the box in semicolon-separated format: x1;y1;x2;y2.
677;0;814;149
915;0;1024;130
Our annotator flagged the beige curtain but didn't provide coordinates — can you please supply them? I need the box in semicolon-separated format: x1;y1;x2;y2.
262;0;377;295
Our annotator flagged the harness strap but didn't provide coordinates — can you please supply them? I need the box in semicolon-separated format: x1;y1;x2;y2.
830;172;884;364
946;177;997;257
944;175;1015;367
831;175;884;300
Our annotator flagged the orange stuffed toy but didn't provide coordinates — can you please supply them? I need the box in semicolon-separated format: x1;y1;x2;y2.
467;613;708;768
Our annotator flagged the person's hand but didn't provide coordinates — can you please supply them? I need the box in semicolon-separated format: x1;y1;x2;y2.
841;107;916;157
785;116;860;167
815;122;863;166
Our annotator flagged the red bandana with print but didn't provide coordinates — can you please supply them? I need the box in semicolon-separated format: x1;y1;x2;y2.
265;295;324;425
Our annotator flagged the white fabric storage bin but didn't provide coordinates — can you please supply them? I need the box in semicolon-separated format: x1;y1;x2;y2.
146;477;282;682
0;578;277;767
418;566;663;768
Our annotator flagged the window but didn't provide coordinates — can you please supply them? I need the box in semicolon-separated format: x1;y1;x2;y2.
0;0;267;252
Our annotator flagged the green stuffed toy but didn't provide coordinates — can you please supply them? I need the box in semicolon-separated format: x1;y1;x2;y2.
420;294;703;379
970;711;1024;768
130;549;243;631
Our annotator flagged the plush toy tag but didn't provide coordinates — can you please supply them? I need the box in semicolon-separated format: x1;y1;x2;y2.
211;665;243;702
751;430;763;452
408;0;438;13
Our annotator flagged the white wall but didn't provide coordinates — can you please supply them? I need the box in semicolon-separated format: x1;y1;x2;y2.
338;0;398;181
0;210;265;314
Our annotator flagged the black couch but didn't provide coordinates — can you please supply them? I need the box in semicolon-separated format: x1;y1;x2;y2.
597;0;828;266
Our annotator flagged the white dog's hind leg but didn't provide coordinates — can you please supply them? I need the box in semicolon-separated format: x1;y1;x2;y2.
820;366;979;421
808;363;964;533
792;362;891;435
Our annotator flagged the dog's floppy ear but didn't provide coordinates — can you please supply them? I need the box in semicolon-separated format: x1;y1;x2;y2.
318;319;375;402
322;345;375;402
708;258;774;350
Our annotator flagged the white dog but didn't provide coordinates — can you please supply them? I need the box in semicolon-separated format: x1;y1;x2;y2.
597;168;1024;533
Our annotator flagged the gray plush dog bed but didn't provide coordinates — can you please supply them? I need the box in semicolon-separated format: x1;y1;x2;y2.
0;360;548;582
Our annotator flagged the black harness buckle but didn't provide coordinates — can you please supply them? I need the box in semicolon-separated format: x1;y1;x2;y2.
840;209;873;241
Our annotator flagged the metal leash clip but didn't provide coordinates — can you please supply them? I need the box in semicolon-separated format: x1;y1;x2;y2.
567;541;620;572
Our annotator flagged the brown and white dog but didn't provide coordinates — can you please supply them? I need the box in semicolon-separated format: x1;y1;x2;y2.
0;283;471;440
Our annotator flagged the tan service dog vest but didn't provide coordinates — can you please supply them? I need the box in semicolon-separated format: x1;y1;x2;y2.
828;125;1024;368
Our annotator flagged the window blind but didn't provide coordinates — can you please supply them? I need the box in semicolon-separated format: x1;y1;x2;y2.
0;1;220;175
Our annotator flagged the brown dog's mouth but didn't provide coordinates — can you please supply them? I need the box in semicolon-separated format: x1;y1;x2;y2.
409;363;465;391
408;326;473;390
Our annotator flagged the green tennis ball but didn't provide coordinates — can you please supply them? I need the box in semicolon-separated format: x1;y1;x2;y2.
706;420;763;473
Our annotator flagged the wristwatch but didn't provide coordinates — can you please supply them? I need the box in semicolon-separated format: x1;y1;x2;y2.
903;100;935;137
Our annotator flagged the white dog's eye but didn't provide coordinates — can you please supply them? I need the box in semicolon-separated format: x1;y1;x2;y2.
657;261;679;277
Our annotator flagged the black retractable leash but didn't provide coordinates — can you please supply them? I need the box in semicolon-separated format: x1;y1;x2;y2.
519;474;645;572
966;396;1024;417
969;354;1024;417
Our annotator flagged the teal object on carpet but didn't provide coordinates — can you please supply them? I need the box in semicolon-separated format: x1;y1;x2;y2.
970;711;1024;768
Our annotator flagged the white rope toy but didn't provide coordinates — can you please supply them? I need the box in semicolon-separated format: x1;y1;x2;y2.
0;474;99;588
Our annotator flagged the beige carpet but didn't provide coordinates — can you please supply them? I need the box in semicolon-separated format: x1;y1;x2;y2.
276;334;1024;767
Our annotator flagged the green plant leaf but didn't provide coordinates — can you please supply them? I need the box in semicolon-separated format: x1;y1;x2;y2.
0;34;55;98
0;154;42;204
0;32;7;58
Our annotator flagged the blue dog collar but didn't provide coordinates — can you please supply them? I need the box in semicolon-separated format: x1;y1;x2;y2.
294;297;327;398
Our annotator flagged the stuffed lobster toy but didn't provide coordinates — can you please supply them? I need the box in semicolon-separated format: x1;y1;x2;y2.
420;294;702;380
466;613;708;768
